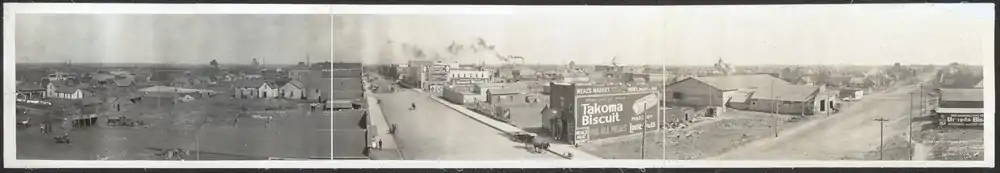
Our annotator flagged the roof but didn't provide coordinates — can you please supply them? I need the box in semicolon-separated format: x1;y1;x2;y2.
17;82;45;91
749;85;820;102
727;90;754;103
688;74;792;91
234;80;267;88
284;80;306;89
114;76;136;87
939;88;984;102
487;88;521;95
934;108;984;114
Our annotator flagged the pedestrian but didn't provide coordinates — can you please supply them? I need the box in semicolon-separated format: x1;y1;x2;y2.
378;139;383;149
40;123;47;134
371;140;378;150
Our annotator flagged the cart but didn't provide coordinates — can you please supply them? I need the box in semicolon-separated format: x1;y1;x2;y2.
54;134;71;144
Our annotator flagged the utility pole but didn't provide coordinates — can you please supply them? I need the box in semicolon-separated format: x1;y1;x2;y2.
770;79;778;137
908;91;915;160
875;117;890;160
641;102;647;159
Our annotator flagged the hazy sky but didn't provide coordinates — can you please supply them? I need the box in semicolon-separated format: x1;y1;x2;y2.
15;14;333;65
335;4;993;66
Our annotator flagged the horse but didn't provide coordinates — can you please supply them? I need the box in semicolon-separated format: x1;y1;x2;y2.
531;141;550;153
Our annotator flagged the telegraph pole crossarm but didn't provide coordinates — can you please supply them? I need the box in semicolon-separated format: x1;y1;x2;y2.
874;117;890;160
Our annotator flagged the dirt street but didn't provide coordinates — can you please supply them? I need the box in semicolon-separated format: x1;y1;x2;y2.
713;74;944;160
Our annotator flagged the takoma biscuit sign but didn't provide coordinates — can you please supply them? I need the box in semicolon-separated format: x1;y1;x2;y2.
574;85;659;142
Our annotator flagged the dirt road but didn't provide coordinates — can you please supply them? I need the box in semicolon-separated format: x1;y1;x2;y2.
713;78;933;160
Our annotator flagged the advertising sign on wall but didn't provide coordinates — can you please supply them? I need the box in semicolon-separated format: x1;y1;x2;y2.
575;92;659;142
940;114;985;126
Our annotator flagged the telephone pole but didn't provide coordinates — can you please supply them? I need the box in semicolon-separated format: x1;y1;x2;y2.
908;91;915;160
641;102;647;159
772;80;779;138
875;117;890;160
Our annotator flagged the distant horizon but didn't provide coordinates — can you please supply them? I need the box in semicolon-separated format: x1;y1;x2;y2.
14;14;332;64
336;4;992;66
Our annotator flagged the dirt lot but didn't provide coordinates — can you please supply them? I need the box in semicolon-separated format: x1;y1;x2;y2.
916;126;985;161
581;109;815;159
841;135;914;160
17;91;329;160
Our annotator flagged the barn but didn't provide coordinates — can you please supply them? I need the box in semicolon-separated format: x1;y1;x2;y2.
663;74;791;116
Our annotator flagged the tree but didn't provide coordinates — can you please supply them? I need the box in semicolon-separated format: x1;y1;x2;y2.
210;60;219;68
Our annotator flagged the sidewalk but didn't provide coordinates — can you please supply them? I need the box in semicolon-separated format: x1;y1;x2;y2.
365;87;404;160
418;89;602;160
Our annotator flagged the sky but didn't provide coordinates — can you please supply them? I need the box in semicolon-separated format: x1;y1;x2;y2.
334;4;993;66
15;14;333;65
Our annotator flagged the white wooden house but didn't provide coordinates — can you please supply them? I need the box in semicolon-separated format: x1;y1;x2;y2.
280;80;306;100
258;82;278;98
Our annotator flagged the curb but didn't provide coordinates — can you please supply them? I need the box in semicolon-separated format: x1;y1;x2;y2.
421;91;582;160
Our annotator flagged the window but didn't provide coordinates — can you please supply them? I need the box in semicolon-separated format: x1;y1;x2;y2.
672;92;684;100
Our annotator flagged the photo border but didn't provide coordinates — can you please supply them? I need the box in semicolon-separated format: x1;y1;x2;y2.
3;2;995;169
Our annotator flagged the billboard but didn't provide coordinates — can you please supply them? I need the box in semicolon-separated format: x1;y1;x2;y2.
939;114;985;126
574;92;659;143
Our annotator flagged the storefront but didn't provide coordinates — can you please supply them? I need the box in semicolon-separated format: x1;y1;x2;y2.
934;108;984;127
547;83;661;144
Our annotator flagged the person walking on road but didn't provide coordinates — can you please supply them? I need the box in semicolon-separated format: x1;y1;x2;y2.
378;139;383;150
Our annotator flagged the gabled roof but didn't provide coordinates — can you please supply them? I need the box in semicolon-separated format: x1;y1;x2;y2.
283;80;306;89
749;85;820;102
683;74;791;91
939;88;984;102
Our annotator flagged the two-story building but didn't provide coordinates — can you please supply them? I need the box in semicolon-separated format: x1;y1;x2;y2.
934;88;985;127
